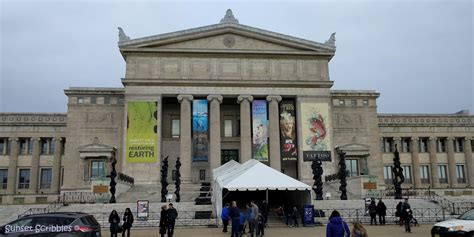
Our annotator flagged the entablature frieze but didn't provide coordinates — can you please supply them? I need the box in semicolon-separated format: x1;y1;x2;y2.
378;115;474;127
0;113;67;126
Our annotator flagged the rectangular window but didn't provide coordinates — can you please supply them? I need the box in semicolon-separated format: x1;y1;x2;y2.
18;169;30;189
19;138;28;155
363;100;369;106
91;96;97;104
49;140;55;154
419;138;428;153
455;138;464;153
221;149;239;165
41;139;49;154
91;160;105;179
104;97;110;105
420;165;430;184
0;169;7;189
40;168;52;189
224;119;233;137
437;138;447;152
77;97;84;104
0;139;5;155
383;166;393;184
401;138;411;152
345;159;358;177
456;165;466;183
61;138;66;155
338;100;345;106
438;165;448;184
382;137;394;153
199;169;206;181
351;100;357;106
402;165;412;184
27;139;33;155
171;119;180;138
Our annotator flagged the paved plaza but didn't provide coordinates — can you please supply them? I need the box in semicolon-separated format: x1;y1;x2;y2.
101;225;432;237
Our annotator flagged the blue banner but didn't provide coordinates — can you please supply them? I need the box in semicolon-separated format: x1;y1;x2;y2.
303;205;314;226
192;100;208;161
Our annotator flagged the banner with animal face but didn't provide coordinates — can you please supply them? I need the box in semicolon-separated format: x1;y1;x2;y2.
300;102;332;162
279;100;297;161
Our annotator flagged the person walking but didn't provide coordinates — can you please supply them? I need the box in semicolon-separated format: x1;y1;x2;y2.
109;210;121;237
376;199;387;225
250;200;259;237
261;200;269;225
256;212;265;237
159;205;169;237
351;222;368;237
368;200;377;225
395;201;403;226
284;204;292;227
122;208;134;237
221;203;230;233
292;206;300;227
404;208;413;233
326;210;350;237
244;203;252;234
229;201;240;237
401;198;411;227
167;203;178;237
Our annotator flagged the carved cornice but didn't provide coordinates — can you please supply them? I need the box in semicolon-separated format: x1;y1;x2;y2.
207;95;223;103
237;95;254;103
0;113;67;126
378;114;474;127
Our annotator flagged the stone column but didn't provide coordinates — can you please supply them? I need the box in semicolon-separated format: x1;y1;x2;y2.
178;95;193;183
237;95;253;163
447;137;457;188
267;95;282;171
464;137;473;188
30;138;41;193
410;137;421;188
207;95;223;177
6;138;19;194
51;138;63;193
429;137;440;188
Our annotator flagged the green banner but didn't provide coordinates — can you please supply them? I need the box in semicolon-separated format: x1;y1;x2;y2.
126;102;157;163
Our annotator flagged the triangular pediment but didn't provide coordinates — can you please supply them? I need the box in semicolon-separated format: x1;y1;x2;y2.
337;143;370;157
78;137;116;153
119;23;336;56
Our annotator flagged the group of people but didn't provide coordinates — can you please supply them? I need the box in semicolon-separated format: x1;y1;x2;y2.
159;203;179;237
108;208;134;237
367;199;387;225
396;198;415;233
275;205;301;227
221;200;267;237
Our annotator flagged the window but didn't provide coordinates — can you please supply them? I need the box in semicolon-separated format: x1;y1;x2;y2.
363;100;369;106
104;97;110;104
419;138;428;153
401;138;411;152
0;138;5;155
61;138;66;155
199;169;206;181
436;165;447;184
28;139;33;155
19;138;28;155
345;159;358;177
456;165;466;183
351;100;357;106
382;137;395;153
0;169;7;189
221;149;239;164
77;97;84;104
91;96;97;104
91;160;105;179
41;138;54;155
383;166;393;184
338;100;345;106
18;169;30;189
437;138;447;152
40;168;52;189
171;119;180;138
224;119;233;137
455;138;464;153
420;165;430;184
402;165;412;184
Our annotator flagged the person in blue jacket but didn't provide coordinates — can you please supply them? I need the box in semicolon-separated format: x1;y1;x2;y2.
326;210;350;237
221;203;230;233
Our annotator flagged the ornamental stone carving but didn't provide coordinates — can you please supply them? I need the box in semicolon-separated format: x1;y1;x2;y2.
220;9;239;24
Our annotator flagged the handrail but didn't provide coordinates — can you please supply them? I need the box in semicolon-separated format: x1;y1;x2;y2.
18;201;62;218
117;172;134;186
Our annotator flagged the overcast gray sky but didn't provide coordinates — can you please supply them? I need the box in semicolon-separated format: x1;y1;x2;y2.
1;0;472;114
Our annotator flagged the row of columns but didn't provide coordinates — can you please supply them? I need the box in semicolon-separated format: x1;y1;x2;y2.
396;137;473;188
5;137;63;195
177;94;282;182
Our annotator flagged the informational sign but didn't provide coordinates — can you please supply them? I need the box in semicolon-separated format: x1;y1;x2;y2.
303;205;314;226
126;102;158;163
93;185;108;193
279;101;297;161
301;103;332;162
363;182;377;190
192;100;209;162
137;200;149;221
252;100;268;161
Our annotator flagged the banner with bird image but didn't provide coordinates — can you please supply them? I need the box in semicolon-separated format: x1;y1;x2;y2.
300;102;332;162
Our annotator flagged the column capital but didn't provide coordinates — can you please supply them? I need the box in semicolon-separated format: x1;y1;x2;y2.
266;95;282;103
237;95;253;103
177;95;193;103
393;137;402;141
207;95;223;103
464;137;472;142
53;137;63;142
447;137;455;141
8;137;19;142
31;137;41;142
429;137;437;141
411;137;419;141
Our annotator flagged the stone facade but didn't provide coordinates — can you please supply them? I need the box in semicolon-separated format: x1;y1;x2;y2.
0;10;473;204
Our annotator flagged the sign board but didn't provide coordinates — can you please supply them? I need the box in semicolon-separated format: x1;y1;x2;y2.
303;151;331;162
93;185;108;193
303;205;314;226
363;182;377;190
137;200;149;221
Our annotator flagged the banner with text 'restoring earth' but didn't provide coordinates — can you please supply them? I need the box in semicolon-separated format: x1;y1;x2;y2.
126;102;157;163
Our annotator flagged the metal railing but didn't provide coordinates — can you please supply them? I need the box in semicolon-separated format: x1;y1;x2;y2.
59;192;111;204
117;172;134;186
18;201;62;218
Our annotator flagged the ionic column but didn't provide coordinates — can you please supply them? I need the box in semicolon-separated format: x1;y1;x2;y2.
30;138;41;193
429;137;440;188
6;138;19;194
447;137;457;188
237;95;253;163
410;137;421;188
267;95;282;171
464;137;473;188
207;95;223;177
51;138;63;193
178;95;193;183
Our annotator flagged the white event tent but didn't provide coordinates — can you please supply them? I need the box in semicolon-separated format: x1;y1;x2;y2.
212;159;312;217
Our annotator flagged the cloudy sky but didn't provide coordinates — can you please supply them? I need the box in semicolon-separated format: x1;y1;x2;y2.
1;0;472;114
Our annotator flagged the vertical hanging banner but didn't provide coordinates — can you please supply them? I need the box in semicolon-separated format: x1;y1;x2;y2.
279;101;298;161
252;100;269;161
126;102;157;163
301;103;332;162
192;100;209;162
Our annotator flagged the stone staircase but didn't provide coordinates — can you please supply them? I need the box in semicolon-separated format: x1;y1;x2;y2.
116;183;205;203
323;181;359;200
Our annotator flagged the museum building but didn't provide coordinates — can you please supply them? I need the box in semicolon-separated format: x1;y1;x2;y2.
0;10;473;204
